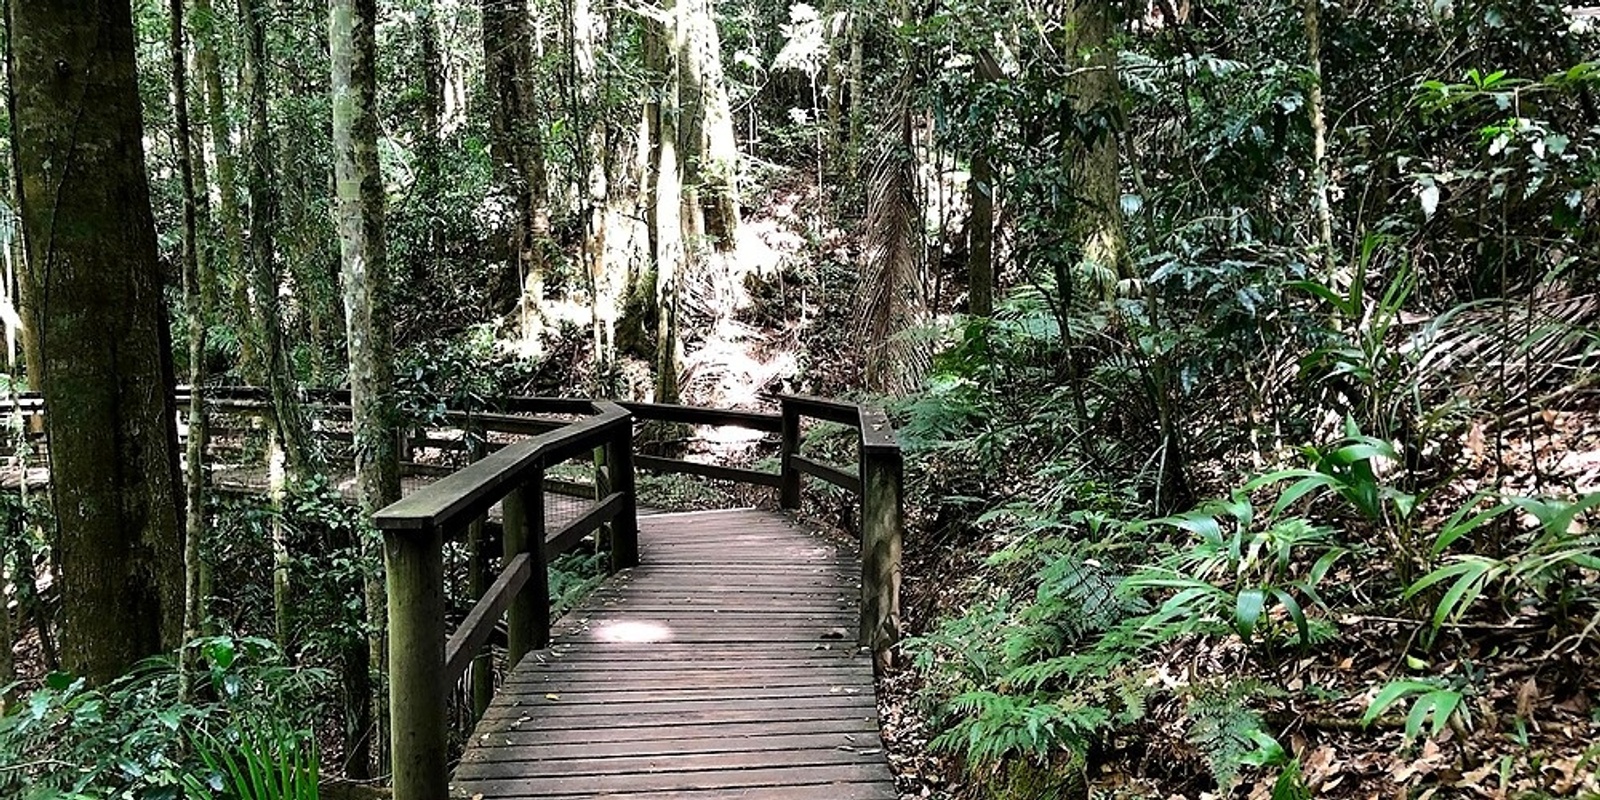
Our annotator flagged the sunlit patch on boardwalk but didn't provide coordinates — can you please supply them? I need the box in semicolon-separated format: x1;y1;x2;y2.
451;508;896;800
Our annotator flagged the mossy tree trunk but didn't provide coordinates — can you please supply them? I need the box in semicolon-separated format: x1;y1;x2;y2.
194;0;252;380
331;0;399;777
1063;1;1130;286
8;0;187;686
241;0;314;652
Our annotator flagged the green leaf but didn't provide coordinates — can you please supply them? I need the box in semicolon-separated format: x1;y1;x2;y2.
1361;680;1436;727
1432;500;1513;556
1288;280;1354;317
1272;588;1310;646
1234;589;1266;640
206;639;237;671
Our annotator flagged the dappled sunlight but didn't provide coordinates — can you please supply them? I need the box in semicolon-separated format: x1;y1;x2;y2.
592;619;674;644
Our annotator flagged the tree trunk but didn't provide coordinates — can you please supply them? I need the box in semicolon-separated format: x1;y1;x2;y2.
331;0;399;778
846;10;864;182
967;149;994;317
241;0;312;474
483;0;551;339
652;4;685;404
241;0;313;659
572;0;616;391
1304;0;1336;281
1063;1;1129;286
417;0;443;290
194;0;252;380
681;0;739;249
170;0;212;674
9;0;187;685
1;0;41;383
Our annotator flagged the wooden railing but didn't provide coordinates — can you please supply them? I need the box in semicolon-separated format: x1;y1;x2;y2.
623;393;904;653
5;386;903;800
373;399;636;800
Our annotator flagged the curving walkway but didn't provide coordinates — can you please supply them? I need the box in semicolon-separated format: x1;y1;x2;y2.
450;508;896;799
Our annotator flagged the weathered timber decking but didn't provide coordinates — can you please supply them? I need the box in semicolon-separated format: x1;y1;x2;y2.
451;508;896;800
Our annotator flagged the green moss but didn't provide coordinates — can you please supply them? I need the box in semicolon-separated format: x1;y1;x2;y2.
980;754;1088;800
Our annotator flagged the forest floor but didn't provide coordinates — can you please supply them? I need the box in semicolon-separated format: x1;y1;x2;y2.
875;401;1600;799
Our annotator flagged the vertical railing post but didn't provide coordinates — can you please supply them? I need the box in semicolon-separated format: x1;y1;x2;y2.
504;475;549;665
382;527;447;800
857;409;904;664
608;421;639;570
464;423;491;721
779;399;801;509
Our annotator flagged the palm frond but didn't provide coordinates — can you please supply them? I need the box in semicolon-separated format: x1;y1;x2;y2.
856;99;931;397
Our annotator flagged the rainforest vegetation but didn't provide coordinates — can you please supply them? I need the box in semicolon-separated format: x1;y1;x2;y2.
0;0;1597;797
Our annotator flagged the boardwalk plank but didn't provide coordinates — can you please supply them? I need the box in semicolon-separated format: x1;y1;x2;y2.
451;509;895;800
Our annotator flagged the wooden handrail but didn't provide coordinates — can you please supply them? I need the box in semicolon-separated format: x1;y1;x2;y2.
374;399;637;800
623;400;784;431
773;394;903;662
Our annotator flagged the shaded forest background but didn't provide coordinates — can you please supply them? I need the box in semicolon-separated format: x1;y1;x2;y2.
0;0;1597;798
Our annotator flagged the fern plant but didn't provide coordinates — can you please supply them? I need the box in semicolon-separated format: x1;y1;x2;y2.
1184;680;1289;790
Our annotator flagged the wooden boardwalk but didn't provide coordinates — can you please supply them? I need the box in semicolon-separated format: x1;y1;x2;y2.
451;508;896;800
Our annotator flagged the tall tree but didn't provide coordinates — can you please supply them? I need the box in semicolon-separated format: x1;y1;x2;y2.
650;3;685;404
331;0;398;778
170;0;213;665
8;0;186;685
241;0;314;649
571;0;616;389
966;53;1002;318
680;0;740;248
194;0;252;378
483;0;552;337
416;0;444;289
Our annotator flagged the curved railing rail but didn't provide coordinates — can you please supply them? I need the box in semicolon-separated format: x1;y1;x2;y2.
371;399;635;800
618;393;903;652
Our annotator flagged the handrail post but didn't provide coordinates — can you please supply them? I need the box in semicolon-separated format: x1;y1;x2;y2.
858;415;903;665
608;421;639;569
383;527;447;800
464;424;491;721
779;399;801;509
504;476;549;665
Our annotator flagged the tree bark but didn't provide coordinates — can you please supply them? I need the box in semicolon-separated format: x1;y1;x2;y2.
417;0;443;289
9;0;186;685
331;0;398;778
652;4;685;404
680;0;739;249
572;0;616;391
241;0;314;657
967;150;994;317
170;0;212;674
1304;0;1336;280
483;0;552;337
195;0;252;379
1063;1;1130;286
